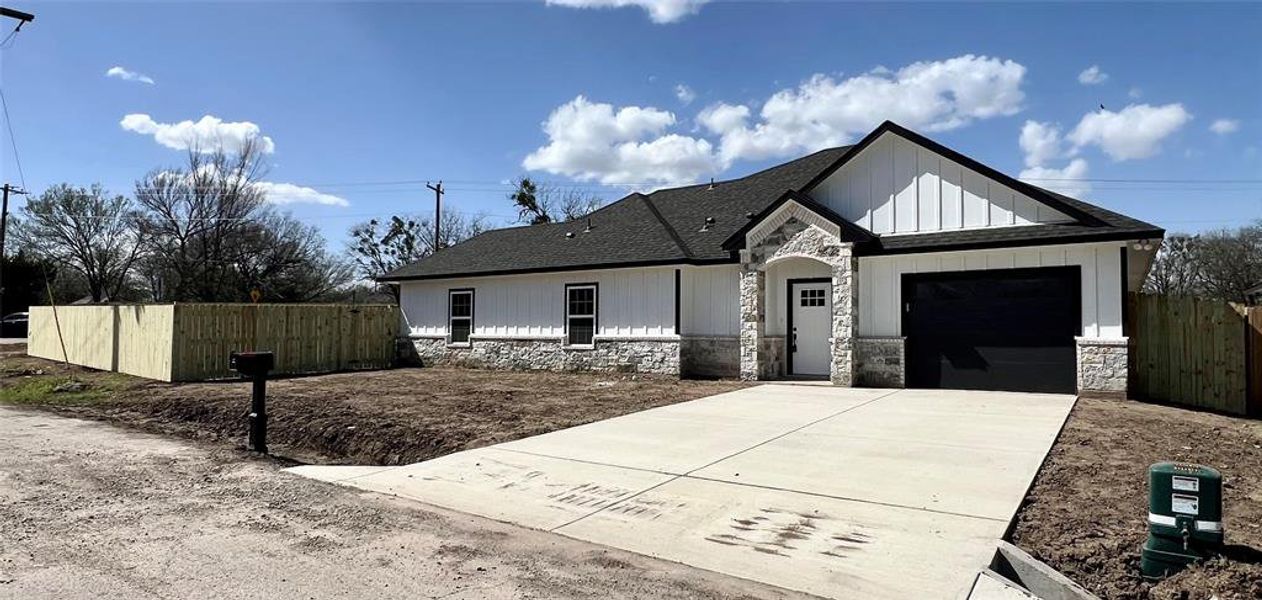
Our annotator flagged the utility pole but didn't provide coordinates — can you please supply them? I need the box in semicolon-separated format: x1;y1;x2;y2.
0;183;27;314
0;7;36;316
426;180;444;252
0;7;34;28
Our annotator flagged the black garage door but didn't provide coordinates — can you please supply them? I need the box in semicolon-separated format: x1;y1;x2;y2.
903;266;1081;393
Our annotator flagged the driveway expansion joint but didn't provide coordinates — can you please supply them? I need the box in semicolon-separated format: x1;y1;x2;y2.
548;388;903;532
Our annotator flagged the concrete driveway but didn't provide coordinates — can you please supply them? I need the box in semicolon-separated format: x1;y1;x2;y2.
289;385;1074;600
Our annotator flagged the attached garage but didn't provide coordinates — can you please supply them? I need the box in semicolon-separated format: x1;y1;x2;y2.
902;267;1081;393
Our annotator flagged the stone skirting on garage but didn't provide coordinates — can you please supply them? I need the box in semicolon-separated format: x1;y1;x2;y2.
406;335;681;376
855;337;905;388
1076;337;1129;398
680;336;739;379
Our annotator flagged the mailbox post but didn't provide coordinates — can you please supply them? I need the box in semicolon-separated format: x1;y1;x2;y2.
229;351;275;454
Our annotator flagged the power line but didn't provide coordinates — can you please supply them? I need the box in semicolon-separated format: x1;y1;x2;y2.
0;85;24;190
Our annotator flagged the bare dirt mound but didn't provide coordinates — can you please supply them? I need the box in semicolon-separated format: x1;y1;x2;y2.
1011;397;1262;599
1;355;745;466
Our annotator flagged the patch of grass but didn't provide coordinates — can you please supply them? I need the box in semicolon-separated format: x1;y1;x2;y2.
0;374;130;406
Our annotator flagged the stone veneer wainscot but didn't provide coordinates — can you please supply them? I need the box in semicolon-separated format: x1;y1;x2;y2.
1076;337;1129;397
408;336;681;376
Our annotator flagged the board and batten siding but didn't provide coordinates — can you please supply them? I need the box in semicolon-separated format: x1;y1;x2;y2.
679;264;740;337
399;266;679;338
814;132;1071;234
857;242;1126;339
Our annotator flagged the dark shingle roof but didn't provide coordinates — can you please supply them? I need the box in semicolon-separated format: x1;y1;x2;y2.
379;146;849;280
380;122;1164;281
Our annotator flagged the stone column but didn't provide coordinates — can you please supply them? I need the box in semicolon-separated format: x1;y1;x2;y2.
1076;337;1129;398
739;267;765;381
829;246;857;386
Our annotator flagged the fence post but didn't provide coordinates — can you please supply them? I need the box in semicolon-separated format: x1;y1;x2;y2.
1248;307;1262;418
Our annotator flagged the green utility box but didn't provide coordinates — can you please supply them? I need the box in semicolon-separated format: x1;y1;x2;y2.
1141;462;1224;579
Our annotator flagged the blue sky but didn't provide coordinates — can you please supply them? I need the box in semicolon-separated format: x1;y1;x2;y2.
1;1;1258;248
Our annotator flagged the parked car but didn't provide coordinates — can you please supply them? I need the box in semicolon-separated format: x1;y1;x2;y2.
1;312;28;338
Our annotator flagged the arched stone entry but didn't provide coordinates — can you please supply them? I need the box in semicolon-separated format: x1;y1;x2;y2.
738;211;857;385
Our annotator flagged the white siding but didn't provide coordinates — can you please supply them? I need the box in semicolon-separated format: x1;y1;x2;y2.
765;259;832;337
814;132;1071;235
399;265;679;339
857;242;1126;339
680;264;740;336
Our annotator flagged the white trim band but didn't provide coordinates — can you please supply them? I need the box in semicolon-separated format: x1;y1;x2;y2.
1147;513;1223;533
1195;520;1223;533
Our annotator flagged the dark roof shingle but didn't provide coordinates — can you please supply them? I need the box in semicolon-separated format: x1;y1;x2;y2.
380;122;1163;281
379;147;849;280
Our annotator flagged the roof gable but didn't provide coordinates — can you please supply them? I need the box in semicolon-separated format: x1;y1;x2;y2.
380;121;1162;282
802;121;1106;228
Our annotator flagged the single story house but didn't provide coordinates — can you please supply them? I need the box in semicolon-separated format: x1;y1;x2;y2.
381;121;1163;396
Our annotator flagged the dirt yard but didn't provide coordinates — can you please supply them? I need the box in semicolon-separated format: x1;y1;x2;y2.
0;405;805;600
1012;397;1262;600
0;350;746;465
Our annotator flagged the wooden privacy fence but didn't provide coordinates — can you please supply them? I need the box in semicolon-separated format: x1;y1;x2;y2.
1128;293;1261;417
29;303;398;382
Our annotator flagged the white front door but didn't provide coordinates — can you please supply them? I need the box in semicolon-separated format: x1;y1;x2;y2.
790;281;832;376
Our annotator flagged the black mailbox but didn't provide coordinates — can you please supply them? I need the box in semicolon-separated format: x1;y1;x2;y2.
230;350;274;453
230;351;275;376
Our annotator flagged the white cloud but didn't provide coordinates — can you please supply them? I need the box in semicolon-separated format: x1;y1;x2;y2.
546;0;710;23
1020;159;1091;198
120;114;276;154
1209;118;1240;135
704;55;1027;164
254;182;349;207
1067;103;1191;161
1128;87;1143;99
1019;121;1064;168
1077;65;1108;85
674;83;696;106
1018;120;1089;197
524;55;1027;185
522;95;720;185
106;66;154;85
696;102;750;136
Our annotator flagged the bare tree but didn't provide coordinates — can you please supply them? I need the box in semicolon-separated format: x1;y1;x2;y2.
1143;235;1201;296
1143;221;1262;302
134;139;350;302
1195;222;1262;302
508;176;602;225
347;211;486;300
16;184;144;302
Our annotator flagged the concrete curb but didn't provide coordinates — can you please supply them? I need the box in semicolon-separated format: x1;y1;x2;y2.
988;541;1100;600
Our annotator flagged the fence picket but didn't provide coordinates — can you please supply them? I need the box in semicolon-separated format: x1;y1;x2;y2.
1129;293;1252;416
28;303;398;382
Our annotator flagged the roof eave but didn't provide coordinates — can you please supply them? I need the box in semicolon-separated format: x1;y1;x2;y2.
376;256;738;283
856;226;1166;257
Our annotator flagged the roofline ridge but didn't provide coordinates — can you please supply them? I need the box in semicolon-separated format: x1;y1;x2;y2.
646;144;853;197
639;193;695;259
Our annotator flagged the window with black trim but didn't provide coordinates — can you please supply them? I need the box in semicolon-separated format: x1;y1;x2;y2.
565;284;597;346
800;288;826;307
449;289;473;344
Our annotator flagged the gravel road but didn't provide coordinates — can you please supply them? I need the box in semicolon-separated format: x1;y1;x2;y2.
0;406;805;600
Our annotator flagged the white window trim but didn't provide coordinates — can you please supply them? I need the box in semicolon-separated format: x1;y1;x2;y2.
448;289;474;347
564;283;598;348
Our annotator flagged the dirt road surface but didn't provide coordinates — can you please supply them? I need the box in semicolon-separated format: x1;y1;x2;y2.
0;406;806;600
